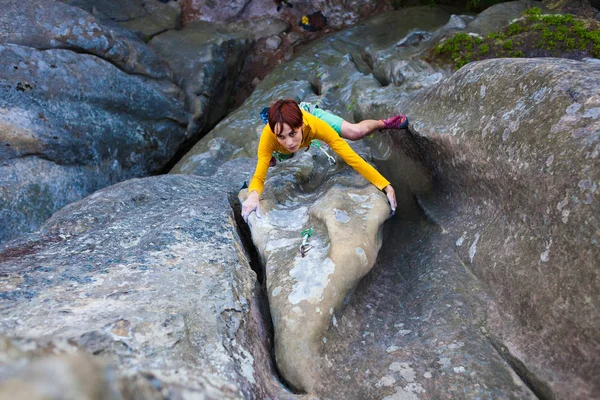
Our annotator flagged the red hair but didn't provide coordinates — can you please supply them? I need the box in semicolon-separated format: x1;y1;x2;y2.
268;99;302;134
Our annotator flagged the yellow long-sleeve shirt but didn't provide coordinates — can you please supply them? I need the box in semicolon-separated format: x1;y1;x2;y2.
248;111;391;195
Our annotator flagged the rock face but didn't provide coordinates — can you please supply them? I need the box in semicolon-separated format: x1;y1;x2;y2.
0;0;190;245
59;0;183;39
149;21;265;137
240;150;391;392
2;2;598;399
0;338;119;400
0;163;294;399
0;0;173;80
356;57;600;399
465;0;548;36
182;0;385;29
0;42;188;245
317;210;537;400
176;3;597;398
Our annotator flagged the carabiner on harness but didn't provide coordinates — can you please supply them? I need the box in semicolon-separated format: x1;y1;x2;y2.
310;140;336;165
299;228;313;257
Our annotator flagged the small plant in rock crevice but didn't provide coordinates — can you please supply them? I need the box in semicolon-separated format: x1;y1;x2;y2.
431;7;600;70
347;99;358;112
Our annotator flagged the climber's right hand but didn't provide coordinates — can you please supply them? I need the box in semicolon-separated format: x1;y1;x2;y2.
383;185;397;216
242;191;260;223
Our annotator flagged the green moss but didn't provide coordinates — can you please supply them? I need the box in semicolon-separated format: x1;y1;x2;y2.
564;37;576;49
523;6;542;17
347;99;357;112
433;6;600;70
456;57;469;68
508;22;524;36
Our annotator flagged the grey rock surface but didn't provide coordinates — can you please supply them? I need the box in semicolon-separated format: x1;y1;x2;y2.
317;213;536;400
170;5;546;396
226;17;291;41
0;162;294;399
59;0;183;39
0;0;172;80
265;36;283;51
0;43;187;245
0;338;119;400
357;57;600;399
1;2;597;399
150;21;253;136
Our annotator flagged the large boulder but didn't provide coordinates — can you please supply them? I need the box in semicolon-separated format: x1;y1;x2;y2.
230;95;537;398
240;149;391;392
175;5;597;397
357;57;600;399
0;162;294;399
149;19;288;137
0;0;172;80
0;43;188;245
0;0;191;244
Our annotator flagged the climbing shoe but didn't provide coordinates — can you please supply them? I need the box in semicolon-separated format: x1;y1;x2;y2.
382;114;409;130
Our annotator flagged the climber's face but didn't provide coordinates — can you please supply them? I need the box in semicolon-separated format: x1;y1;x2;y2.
274;122;303;153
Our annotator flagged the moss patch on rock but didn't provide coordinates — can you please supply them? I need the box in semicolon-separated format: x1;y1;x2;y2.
432;7;600;69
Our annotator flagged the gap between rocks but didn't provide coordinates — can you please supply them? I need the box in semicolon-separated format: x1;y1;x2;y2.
484;331;554;400
37;45;168;82
227;192;300;395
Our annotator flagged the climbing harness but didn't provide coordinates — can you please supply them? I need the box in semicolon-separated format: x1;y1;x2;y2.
310;140;336;165
299;228;313;257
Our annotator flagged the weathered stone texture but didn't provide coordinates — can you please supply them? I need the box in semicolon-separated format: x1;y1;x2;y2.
59;0;183;38
0;0;193;244
0;0;172;80
0;162;292;399
0;43;187;245
358;57;600;399
149;21;254;137
172;6;455;176
174;7;559;397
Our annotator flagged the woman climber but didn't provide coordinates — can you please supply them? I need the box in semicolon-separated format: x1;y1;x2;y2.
241;99;408;221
